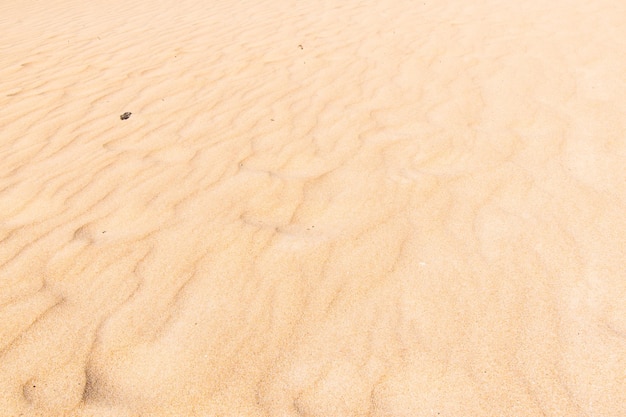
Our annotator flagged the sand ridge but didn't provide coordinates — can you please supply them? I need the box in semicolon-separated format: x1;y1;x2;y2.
1;0;625;416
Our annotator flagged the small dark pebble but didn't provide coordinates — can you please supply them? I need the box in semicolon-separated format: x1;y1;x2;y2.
120;112;132;120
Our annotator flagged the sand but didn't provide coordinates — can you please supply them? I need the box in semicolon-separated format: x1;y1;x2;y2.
1;0;625;415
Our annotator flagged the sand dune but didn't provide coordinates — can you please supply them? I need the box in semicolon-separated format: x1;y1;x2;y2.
1;0;625;415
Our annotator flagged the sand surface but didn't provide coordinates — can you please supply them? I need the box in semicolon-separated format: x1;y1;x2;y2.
1;0;625;415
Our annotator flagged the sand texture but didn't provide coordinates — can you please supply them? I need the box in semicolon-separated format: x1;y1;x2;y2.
1;0;625;415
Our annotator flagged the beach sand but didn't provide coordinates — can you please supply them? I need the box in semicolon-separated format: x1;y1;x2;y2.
1;0;625;415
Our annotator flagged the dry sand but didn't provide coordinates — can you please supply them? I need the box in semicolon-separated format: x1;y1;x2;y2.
1;0;625;415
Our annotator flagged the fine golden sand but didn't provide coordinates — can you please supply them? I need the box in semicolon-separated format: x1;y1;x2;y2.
1;0;625;416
